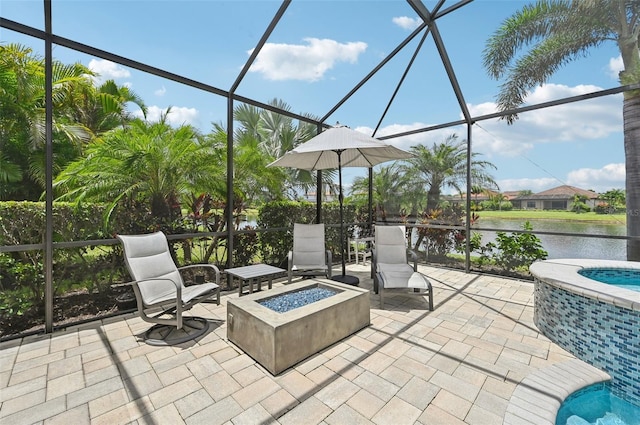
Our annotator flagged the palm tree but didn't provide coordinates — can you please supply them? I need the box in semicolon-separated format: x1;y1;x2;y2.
233;99;337;200
482;0;640;260
601;188;626;210
1;43;143;200
487;191;509;211
404;134;498;213
54;115;225;226
350;163;413;222
213;122;286;203
470;185;484;210
67;79;147;135
0;43;94;199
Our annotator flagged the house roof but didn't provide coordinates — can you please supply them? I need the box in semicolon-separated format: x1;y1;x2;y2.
502;191;522;200
518;185;598;200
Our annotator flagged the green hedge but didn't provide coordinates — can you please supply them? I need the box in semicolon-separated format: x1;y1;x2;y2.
0;200;364;337
257;200;359;267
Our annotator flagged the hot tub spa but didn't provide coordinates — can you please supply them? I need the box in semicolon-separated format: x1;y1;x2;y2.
530;259;640;406
226;278;370;375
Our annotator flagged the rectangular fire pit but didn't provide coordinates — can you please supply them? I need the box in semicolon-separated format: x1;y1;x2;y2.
227;278;370;375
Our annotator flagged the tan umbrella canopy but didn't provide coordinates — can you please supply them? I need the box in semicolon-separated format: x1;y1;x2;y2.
269;124;413;285
268;124;412;171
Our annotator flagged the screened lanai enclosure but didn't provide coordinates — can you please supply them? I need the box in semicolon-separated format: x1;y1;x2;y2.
1;0;639;339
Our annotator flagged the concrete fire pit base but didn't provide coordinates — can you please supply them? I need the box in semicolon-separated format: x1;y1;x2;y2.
227;278;370;375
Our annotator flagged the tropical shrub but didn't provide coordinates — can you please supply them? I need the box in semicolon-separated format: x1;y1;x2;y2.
233;226;260;266
594;202;624;214
470;221;548;272
572;202;591;213
416;205;466;261
257;200;356;267
480;200;513;211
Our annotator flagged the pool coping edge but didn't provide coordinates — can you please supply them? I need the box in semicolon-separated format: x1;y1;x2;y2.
504;358;611;425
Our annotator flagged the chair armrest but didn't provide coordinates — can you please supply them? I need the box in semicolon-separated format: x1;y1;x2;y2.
131;277;182;307
407;249;418;271
325;249;332;278
178;264;221;285
134;277;181;289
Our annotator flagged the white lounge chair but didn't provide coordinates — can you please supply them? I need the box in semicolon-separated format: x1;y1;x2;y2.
117;231;220;345
288;223;332;283
372;225;433;310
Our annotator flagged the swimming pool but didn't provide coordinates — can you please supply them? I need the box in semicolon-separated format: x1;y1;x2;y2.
556;382;640;425
530;259;640;411
578;268;640;292
555;265;640;424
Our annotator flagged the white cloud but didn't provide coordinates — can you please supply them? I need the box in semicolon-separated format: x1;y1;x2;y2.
495;163;625;194
356;82;625;194
566;163;625;193
351;83;622;186
133;105;199;127
154;86;167;97
466;83;622;157
496;177;559;193
249;38;367;82
355;122;454;153
87;59;131;85
608;55;624;80
392;16;421;30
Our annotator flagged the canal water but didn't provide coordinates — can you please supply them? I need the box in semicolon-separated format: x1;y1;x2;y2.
472;218;627;261
243;216;628;261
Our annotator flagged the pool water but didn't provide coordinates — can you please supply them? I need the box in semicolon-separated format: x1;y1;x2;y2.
258;287;338;313
556;383;640;425
578;268;640;292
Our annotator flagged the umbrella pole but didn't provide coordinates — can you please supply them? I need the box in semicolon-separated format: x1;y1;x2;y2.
332;150;359;286
338;150;346;277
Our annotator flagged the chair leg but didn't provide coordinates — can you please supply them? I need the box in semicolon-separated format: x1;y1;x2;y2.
377;272;384;308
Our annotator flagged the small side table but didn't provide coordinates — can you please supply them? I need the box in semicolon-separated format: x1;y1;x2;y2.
225;264;286;296
348;236;374;265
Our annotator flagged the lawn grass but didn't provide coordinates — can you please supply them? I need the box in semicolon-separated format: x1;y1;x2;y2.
475;209;626;224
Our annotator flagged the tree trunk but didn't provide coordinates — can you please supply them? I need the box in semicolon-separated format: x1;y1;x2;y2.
426;187;441;213
416;187;443;250
151;195;170;220
623;95;640;261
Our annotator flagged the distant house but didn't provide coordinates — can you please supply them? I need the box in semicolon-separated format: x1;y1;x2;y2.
444;189;522;207
303;190;336;202
502;191;523;201
512;185;599;211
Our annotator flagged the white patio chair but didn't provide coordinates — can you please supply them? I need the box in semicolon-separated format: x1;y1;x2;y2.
288;223;332;283
117;231;220;345
372;225;433;310
348;236;373;265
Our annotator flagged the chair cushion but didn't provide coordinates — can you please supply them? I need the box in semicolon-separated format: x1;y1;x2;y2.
380;264;428;289
375;226;408;264
292;223;327;267
117;232;185;304
292;264;327;271
143;282;218;307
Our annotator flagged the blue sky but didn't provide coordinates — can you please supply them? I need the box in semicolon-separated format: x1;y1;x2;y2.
1;0;626;194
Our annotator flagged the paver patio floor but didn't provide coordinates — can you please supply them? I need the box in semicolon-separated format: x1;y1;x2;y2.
0;263;589;424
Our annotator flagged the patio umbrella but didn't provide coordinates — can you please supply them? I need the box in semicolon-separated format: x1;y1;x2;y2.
268;124;413;286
